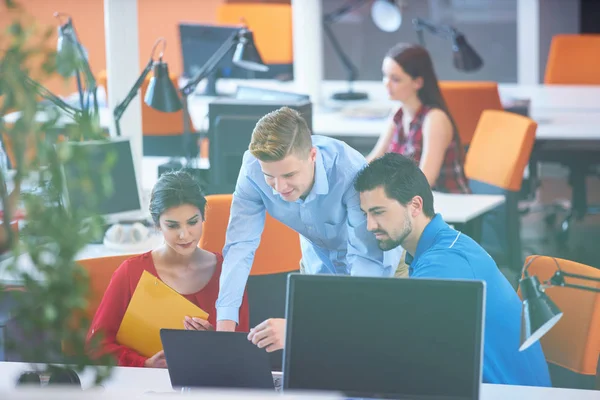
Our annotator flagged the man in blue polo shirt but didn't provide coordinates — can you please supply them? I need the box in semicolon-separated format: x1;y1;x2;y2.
355;153;551;387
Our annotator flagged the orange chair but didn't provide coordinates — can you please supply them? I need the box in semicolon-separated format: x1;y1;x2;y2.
465;110;537;270
77;254;136;322
541;34;600;245
518;255;600;389
439;81;503;147
200;194;301;276
199;194;301;369
544;34;600;85
216;3;293;66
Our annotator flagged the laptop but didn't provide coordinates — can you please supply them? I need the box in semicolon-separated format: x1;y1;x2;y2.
282;275;486;400
160;329;275;390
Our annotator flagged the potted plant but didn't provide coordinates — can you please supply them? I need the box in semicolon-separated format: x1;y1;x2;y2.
0;0;115;386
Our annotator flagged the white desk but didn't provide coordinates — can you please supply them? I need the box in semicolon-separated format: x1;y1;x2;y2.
0;361;598;399
186;80;600;142
434;192;504;224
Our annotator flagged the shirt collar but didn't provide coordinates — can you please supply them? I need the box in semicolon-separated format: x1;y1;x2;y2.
408;213;446;265
271;149;329;201
392;104;428;127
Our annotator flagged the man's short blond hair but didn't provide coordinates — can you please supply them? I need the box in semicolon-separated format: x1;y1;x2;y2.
249;107;312;162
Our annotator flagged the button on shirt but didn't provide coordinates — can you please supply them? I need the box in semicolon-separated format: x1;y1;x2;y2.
217;135;402;323
408;214;552;387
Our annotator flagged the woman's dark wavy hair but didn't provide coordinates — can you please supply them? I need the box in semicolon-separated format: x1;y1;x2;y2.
149;170;206;226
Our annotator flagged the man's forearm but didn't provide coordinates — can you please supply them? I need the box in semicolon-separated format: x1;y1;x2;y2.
217;320;237;332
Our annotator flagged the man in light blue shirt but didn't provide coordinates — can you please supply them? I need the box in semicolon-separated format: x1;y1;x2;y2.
217;107;401;344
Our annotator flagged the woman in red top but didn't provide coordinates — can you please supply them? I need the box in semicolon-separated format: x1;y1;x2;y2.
87;170;250;368
367;43;470;194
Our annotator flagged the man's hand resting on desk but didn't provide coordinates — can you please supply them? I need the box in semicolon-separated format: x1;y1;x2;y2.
183;316;213;331
248;318;286;353
144;350;167;368
216;320;237;332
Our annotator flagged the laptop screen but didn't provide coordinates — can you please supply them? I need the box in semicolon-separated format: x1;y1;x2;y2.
283;275;485;400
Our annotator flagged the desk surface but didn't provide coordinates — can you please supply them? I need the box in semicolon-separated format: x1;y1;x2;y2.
0;361;598;399
433;192;504;224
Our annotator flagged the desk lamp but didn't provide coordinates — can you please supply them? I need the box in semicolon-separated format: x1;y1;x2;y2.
519;256;600;351
412;18;483;72
54;12;99;117
324;0;403;101
170;26;267;175
518;255;600;389
112;38;182;137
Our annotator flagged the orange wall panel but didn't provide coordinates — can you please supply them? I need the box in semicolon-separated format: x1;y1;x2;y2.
1;0;225;95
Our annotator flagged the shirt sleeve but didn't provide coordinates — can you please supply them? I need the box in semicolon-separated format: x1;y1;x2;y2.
216;154;266;323
86;261;147;367
343;185;392;277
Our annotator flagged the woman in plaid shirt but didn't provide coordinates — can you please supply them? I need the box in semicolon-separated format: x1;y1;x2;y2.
367;43;470;194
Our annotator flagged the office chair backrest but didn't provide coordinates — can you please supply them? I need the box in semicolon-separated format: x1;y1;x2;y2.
518;255;600;388
77;254;137;321
199;194;301;276
97;70;191;136
439;81;503;147
544;34;600;85
216;3;293;65
465;110;536;192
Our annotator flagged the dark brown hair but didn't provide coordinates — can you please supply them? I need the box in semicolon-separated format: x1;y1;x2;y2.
386;43;461;146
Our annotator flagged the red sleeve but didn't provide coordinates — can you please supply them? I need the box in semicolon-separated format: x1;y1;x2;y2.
236;289;250;333
212;252;250;332
86;258;147;367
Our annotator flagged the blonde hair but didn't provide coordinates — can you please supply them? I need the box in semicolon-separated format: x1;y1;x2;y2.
249;107;312;162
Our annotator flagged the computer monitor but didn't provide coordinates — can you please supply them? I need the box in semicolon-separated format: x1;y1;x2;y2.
179;23;245;97
207;98;312;195
283;275;485;400
59;138;145;225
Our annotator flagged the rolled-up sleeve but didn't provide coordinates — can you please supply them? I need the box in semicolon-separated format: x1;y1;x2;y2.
216;155;266;323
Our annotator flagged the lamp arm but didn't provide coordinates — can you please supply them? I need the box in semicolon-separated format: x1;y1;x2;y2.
558;271;600;283
113;59;153;122
412;18;455;41
558;282;600;293
323;0;367;24
181;30;239;97
323;20;359;84
55;13;98;114
112;58;154;137
547;270;600;294
25;76;80;120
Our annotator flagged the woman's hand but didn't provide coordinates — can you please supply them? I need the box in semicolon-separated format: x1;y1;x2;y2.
183;316;214;331
144;350;167;368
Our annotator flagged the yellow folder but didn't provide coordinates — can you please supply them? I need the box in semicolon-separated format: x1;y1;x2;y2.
116;270;209;358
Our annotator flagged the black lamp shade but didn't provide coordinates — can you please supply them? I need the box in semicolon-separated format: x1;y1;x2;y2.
519;275;564;351
452;34;483;72
56;23;82;77
233;30;269;73
144;61;182;113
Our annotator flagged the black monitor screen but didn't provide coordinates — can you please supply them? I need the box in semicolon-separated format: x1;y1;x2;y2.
61;139;141;218
179;23;243;80
283;275;484;400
